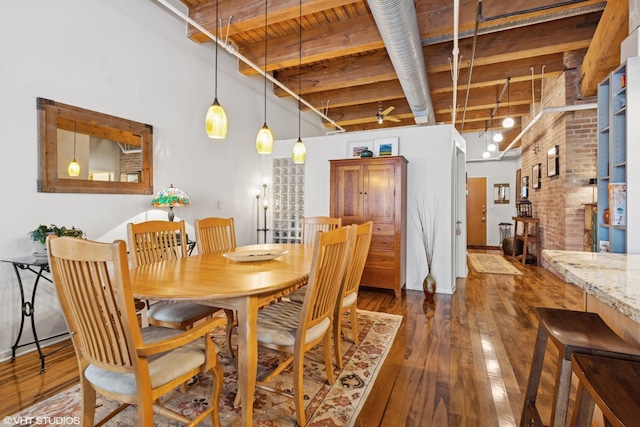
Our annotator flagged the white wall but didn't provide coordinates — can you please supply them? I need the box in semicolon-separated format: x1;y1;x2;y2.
0;0;324;360
268;125;467;297
463;131;522;246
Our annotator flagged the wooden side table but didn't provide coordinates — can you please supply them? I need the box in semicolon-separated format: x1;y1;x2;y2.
512;216;540;266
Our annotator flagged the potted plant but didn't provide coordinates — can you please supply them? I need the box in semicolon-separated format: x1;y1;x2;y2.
30;224;85;256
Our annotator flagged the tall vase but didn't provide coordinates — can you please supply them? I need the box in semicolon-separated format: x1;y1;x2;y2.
423;272;436;303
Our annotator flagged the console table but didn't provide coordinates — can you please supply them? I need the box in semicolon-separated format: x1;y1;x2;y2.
1;256;70;373
512;216;540;266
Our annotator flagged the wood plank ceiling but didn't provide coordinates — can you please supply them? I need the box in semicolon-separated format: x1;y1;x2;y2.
178;0;625;150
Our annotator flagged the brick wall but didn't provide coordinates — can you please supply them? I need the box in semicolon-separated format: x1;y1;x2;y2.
519;58;598;263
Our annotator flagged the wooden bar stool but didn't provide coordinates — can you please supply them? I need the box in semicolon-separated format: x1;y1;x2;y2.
570;353;640;427
520;307;640;427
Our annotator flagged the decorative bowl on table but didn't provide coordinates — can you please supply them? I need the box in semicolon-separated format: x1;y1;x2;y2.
223;249;288;262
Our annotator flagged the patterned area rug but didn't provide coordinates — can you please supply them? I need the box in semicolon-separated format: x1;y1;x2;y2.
468;253;523;275
8;310;402;427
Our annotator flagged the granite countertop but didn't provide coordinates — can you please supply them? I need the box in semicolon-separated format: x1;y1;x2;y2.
543;249;640;323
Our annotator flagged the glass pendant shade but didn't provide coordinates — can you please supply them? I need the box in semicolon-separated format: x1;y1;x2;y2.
205;98;228;139
502;116;514;128
256;123;274;154
487;142;497;152
493;132;503;143
68;159;80;176
482;150;490;159
292;137;306;164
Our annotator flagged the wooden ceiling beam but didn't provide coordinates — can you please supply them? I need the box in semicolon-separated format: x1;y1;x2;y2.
297;53;564;110
413;0;605;42
272;14;597;96
581;0;628;97
238;13;381;75
325;81;538;126
186;0;362;43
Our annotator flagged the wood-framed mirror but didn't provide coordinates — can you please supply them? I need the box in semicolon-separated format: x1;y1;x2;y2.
37;97;153;194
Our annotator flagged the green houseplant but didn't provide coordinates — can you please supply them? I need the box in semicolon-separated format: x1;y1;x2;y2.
30;224;85;256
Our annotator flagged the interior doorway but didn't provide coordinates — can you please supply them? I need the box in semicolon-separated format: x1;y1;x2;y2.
467;177;486;246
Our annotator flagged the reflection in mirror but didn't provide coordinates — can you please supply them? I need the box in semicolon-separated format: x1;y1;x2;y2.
37;98;153;194
494;183;510;204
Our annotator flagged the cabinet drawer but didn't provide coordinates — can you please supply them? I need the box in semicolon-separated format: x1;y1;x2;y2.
369;235;396;251
372;223;394;235
365;250;396;269
361;267;395;289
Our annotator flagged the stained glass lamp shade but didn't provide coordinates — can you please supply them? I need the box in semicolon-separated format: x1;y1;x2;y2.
151;184;191;221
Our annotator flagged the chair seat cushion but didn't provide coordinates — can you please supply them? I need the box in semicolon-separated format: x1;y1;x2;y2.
342;291;357;309
257;300;330;347
289;287;356;309
85;326;206;395
147;300;218;323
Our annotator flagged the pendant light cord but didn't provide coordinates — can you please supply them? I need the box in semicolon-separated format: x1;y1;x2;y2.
215;0;219;99
264;0;268;121
298;0;302;138
73;121;77;158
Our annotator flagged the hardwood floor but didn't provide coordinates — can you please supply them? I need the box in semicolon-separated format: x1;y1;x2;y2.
0;250;585;426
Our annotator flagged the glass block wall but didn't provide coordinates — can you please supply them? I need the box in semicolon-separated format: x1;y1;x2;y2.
272;158;304;243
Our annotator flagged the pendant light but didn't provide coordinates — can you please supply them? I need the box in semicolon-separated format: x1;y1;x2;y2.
205;0;228;139
492;96;503;145
482;127;490;158
256;0;274;154
487;127;497;152
68;121;80;177
292;0;306;164
502;77;514;129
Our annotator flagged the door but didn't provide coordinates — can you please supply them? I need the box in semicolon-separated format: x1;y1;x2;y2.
467;177;486;246
364;163;395;224
332;165;364;223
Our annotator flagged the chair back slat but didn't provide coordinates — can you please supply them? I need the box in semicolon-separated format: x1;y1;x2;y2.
341;221;373;298
48;237;138;371
299;226;354;334
301;216;342;246
194;217;236;254
127;220;187;267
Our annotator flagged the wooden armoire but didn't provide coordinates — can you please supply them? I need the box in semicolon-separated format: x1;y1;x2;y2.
329;156;407;299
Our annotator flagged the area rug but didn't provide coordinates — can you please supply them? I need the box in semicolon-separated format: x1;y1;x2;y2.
8;309;402;427
468;253;523;275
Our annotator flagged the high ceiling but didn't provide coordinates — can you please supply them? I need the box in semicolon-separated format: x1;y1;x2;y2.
177;0;625;149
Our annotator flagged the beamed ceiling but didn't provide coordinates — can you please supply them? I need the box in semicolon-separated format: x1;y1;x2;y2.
178;0;627;150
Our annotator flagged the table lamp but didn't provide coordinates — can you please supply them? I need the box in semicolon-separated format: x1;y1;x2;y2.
589;178;597;203
151;184;191;221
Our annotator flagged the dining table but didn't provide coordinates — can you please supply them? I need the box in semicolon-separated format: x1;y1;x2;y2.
129;242;314;427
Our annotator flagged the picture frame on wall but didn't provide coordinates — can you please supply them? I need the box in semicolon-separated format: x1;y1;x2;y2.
374;137;399;156
547;145;559;177
346;140;373;158
532;163;541;189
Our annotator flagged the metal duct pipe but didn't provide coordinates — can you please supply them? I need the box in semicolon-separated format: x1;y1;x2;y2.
368;0;435;125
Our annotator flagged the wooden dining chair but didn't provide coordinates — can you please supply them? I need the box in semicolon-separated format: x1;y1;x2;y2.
332;221;373;368
300;216;342;246
127;220;222;330
47;236;223;427
194;217;236;254
288;221;373;368
194;217;237;357
255;225;355;426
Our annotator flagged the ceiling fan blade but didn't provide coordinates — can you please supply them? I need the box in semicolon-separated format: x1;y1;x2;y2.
381;106;395;116
387;116;401;123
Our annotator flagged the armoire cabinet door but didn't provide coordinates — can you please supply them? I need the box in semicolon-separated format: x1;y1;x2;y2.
333;165;364;222
364;163;395;224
